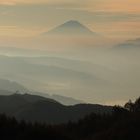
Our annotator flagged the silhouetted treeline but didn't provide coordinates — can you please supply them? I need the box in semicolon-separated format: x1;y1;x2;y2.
0;97;140;140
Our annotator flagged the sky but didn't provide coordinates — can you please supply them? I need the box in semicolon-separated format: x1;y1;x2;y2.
0;0;140;40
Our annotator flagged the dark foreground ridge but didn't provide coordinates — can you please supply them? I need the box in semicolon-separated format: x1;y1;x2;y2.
0;97;140;140
0;93;112;124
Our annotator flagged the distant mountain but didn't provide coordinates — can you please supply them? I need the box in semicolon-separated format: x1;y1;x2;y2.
32;91;83;105
0;78;83;105
52;94;83;105
114;38;140;50
0;94;112;124
42;20;97;36
0;79;28;93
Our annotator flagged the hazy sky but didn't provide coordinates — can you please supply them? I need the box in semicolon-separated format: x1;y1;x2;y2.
0;0;140;39
0;1;140;105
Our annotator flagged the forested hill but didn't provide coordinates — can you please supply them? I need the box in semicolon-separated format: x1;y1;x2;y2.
0;97;140;140
0;93;112;124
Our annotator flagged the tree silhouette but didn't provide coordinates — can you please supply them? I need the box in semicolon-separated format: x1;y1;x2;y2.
124;100;134;112
0;97;140;140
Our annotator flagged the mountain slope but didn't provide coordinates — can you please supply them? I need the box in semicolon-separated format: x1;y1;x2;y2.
0;94;59;116
0;79;28;93
32;91;84;105
113;38;140;50
42;20;97;36
0;78;83;105
0;94;112;124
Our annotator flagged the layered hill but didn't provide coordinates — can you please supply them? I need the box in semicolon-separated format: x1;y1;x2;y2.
0;94;112;124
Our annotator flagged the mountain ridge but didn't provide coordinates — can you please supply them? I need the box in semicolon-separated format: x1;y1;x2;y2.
0;78;83;105
42;20;97;36
0;93;112;124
